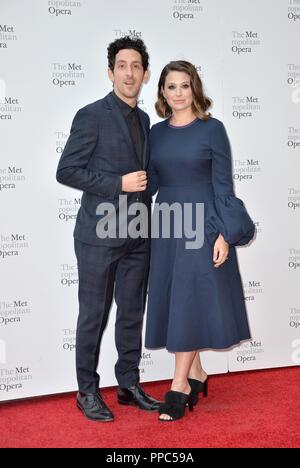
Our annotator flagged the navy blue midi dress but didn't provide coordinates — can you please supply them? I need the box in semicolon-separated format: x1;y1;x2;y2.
145;117;255;352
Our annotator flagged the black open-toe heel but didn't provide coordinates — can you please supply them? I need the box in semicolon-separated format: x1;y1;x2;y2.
158;390;194;422
188;377;208;405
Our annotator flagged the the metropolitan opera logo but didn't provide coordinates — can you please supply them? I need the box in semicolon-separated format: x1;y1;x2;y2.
233;157;262;183
55;130;68;156
0;299;31;327
287;188;300;211
231;95;261;119
243;280;263;303
231;30;261;55
51;62;85;88
0;366;33;395
171;0;203;21
235;340;265;365
62;328;76;352
47;0;82;16
289;306;300;330
0;233;29;260
287;0;300;21
287;63;300;87
287;63;300;105
0;96;22;120
0;24;17;49
60;263;78;287
113;28;142;38
288;248;300;270
287;126;300;149
58;198;80;223
0;166;26;191
139;352;154;375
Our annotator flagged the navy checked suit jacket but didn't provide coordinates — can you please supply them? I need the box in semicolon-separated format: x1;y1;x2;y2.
56;92;151;246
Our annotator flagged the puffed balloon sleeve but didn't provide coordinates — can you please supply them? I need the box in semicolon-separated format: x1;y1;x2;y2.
205;119;256;247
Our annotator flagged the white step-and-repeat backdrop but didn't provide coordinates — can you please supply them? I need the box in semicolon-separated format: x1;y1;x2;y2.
1;0;300;401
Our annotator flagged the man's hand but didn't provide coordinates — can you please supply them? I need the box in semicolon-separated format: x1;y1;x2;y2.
121;171;147;192
213;234;229;268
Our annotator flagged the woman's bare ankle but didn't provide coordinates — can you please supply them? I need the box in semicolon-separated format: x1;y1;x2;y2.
170;380;191;394
188;369;207;383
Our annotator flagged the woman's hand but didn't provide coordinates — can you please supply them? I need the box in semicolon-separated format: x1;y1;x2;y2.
213;234;229;268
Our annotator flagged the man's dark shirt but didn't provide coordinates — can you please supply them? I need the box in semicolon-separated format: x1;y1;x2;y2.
112;91;144;166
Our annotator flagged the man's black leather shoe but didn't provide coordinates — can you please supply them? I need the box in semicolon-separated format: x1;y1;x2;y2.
76;392;114;422
117;383;161;411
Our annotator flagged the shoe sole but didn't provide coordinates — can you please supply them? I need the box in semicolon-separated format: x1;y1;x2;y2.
159;418;175;422
117;399;159;411
76;403;114;422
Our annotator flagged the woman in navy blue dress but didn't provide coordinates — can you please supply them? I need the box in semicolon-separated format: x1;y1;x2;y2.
145;61;255;421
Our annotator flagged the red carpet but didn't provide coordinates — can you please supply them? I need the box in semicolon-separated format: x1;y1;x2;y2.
1;367;299;448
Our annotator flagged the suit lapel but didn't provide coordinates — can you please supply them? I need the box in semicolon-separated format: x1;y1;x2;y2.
137;109;149;170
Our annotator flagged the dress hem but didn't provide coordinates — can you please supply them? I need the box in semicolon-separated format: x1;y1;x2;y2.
145;336;251;353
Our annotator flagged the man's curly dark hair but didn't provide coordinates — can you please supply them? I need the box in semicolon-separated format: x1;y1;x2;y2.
107;36;149;71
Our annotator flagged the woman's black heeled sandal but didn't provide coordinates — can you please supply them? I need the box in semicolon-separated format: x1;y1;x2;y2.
158;390;194;422
188;377;208;405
